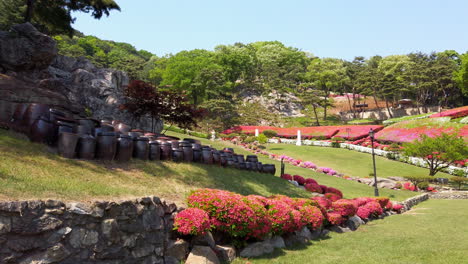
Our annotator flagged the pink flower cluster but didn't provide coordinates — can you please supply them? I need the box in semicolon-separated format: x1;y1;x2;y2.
319;167;338;176
174;208;211;236
187;189;326;239
430;106;468;119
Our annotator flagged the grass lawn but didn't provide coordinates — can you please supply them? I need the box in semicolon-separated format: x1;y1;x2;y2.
265;143;452;179
0;129;415;202
233;199;468;264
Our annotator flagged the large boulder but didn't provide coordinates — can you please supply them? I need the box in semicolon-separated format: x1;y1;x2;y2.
0;23;57;71
369;178;398;189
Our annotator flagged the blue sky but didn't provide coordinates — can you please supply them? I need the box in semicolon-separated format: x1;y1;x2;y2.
72;0;468;60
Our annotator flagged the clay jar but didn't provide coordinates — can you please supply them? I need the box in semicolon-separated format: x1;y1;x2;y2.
11;103;29;132
96;132;117;161
246;155;259;163
116;135;133;162
159;141;173;160
219;152;227;167
202;147;213;164
179;141;193;162
212;151;221;165
148;141;161;161
235;154;245;163
133;137;149;160
29;116;53;144
172;148;184;162
77;135;96;160
23;103;50;132
58;132;79;159
262;164;276;175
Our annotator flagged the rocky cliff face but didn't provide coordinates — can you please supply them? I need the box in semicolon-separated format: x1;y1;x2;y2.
240;90;304;117
0;23;162;133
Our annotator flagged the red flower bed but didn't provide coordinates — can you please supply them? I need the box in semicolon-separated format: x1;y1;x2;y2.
281;173;293;181
375;118;468;143
324;193;341;202
327;212;345;225
305;183;323;193
293;175;306;185
332;125;384;140
311;196;332;209
304;178;318;185
298;205;324;230
174;208;211;235
331;199;357;217
430;106;468;119
326;187;343;199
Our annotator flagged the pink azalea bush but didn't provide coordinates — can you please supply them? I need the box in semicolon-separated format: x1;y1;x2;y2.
327;212;345;225
174;208;211;236
331;199;357;217
305;183;323;193
293;175;306;185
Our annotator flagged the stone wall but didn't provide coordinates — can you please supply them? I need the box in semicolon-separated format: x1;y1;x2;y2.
339;106;441;121
0;197;179;264
401;193;429;211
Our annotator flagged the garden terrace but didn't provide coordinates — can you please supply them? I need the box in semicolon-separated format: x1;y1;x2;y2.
375;118;468;143
0;129;416;202
232;199;468;264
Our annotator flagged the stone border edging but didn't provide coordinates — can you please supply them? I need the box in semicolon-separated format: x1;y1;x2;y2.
401;193;430;211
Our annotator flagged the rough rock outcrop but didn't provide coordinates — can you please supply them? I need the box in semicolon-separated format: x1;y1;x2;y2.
0;23;163;133
240;90;304;117
0;23;57;72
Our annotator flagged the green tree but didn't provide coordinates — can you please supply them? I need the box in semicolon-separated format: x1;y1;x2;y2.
403;133;468;176
1;0;120;36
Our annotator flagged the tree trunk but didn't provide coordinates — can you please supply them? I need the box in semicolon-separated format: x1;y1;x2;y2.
25;0;35;22
313;104;320;126
384;97;393;118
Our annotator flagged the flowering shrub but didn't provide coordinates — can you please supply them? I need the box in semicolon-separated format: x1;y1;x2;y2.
333;125;384;140
356;206;371;220
375;118;468;143
403;182;417;191
430;106;468;119
392;203;404;213
281;173;293;181
319;185;329;193
362;201;383;218
331;199;357;217
302;161;317;169
319;167;337;176
265;199;302;234
304;178;318;185
324;193;341;202
187;189;270;239
174;208;211;236
311;196;332;209
353;197;374;207
293;175;306;185
375;197;390;208
327;212;345;225
385;201;393;210
305;183;323;193
326;187;343;199
298;205;324;230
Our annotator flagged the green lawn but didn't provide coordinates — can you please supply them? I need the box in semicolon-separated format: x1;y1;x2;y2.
0;129;415;202
234;199;468;264
265;143;452;179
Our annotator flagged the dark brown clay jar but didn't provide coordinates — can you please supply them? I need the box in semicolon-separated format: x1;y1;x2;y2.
168;140;179;149
23;104;50;132
149;141;161;161
256;162;263;172
212;151;221;165
223;147;234;154
172;148;184;162
226;158;236;168
74;125;92;136
245;162;254;171
219;153;228;167
96;132;117;161
116;135;133;162
192;143;202;150
158;141;172;160
77;135;96;160
11;103;29;132
236;154;245;163
246;155;258;163
29;116;53;144
262;164;276;175
58;132;79;159
133;137;149;160
128;131;142;139
238;162;247;170
202;148;213;164
192;149;202;163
